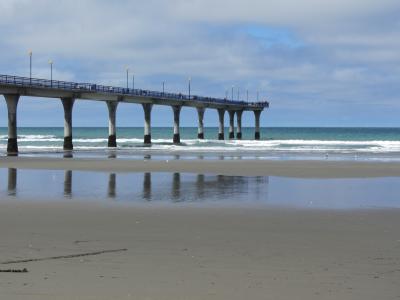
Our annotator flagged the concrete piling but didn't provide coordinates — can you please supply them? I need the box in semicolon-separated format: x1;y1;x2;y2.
106;101;118;147
228;110;235;139
142;103;153;144
172;105;181;144
4;94;20;154
254;110;261;140
236;110;243;140
61;97;75;150
197;107;205;139
217;108;225;140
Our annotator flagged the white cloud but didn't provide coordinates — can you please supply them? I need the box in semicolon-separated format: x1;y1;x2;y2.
0;0;399;125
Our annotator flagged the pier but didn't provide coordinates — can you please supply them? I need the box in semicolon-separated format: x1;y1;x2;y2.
0;74;269;154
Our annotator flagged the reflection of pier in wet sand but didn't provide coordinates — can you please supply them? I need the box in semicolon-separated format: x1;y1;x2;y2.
143;172;151;201
63;170;72;198
108;173;116;198
7;168;17;196
3;168;269;203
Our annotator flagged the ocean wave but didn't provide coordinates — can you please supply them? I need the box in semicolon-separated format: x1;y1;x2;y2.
0;134;58;140
1;138;400;154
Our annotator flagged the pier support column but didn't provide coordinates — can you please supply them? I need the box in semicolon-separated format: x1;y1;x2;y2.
236;110;243;140
217;108;225;140
4;94;20;154
197;107;205;139
106;101;118;147
61;97;75;150
172;105;181;144
142;103;152;144
254;110;262;140
228;110;235;139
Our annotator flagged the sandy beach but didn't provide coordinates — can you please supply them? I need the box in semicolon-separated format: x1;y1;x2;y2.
0;201;398;300
1;157;400;299
2;156;400;178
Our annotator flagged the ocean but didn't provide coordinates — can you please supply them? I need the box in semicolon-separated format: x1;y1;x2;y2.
1;127;400;160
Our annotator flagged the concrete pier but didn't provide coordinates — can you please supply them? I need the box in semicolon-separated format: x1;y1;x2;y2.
228;110;235;139
217;108;225;140
142;103;152;144
197;107;205;139
254;110;261;140
236;110;243;139
172;105;181;144
4;94;20;154
1;74;269;152
106;101;118;147
61;97;75;150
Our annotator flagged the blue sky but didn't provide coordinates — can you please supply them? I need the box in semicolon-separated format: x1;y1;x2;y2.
0;0;399;127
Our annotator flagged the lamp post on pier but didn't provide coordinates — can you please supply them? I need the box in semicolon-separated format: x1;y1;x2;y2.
188;77;191;99
49;60;53;86
162;81;165;94
28;50;32;85
231;85;234;101
132;74;135;90
126;67;129;89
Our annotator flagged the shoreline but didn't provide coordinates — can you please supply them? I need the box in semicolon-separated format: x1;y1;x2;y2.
2;156;400;178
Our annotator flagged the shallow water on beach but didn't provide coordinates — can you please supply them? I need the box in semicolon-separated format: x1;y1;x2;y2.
1;168;400;210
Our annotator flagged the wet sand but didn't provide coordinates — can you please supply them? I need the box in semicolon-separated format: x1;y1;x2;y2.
2;156;400;177
0;201;399;300
1;156;400;299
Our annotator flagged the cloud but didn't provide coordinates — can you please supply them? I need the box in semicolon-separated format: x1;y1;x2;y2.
0;0;399;126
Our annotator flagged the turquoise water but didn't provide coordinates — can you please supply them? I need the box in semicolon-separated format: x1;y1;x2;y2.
1;127;400;160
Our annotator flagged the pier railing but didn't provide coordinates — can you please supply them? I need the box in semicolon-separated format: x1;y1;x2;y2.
0;74;269;108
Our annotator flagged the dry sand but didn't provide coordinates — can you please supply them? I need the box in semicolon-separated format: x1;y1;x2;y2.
2;156;400;177
0;201;399;300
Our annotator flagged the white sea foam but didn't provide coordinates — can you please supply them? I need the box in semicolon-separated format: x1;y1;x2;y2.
2;136;400;154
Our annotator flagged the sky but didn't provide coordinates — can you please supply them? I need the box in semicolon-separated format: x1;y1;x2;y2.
0;0;399;127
